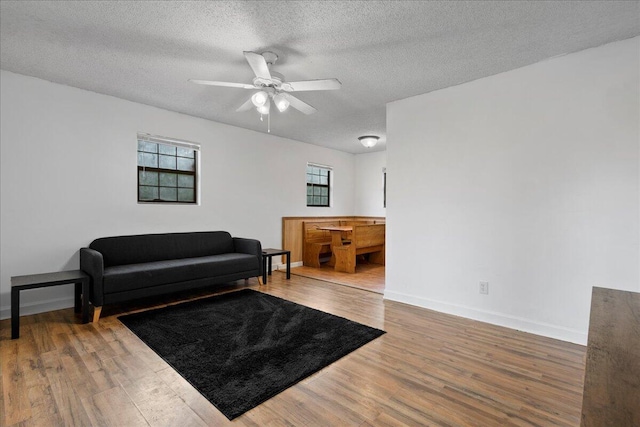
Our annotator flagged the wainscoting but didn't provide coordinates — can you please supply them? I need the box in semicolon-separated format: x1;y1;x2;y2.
281;216;385;264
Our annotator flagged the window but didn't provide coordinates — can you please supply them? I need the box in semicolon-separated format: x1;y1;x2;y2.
306;163;331;207
137;134;199;204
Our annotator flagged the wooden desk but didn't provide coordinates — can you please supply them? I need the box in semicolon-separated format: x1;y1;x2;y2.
318;226;352;266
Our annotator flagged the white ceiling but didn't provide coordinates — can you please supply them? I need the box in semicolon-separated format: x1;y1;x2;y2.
1;1;638;154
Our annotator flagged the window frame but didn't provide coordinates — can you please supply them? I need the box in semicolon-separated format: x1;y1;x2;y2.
306;163;332;208
137;133;200;205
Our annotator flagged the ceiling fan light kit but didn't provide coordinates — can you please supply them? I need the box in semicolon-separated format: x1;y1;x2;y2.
190;51;342;130
358;135;379;148
251;91;269;107
257;101;270;115
273;93;290;112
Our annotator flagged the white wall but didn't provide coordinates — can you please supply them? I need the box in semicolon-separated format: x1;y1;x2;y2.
386;37;640;345
0;70;356;319
354;151;387;217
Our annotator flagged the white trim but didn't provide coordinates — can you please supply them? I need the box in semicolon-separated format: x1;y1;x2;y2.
137;132;201;151
383;290;587;345
307;162;333;170
271;261;303;270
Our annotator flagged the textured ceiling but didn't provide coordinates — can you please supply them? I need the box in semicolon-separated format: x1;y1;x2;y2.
1;1;638;153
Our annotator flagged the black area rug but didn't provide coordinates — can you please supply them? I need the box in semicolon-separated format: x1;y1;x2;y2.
118;289;385;420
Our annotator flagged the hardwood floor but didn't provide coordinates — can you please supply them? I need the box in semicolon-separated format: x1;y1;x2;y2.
1;274;586;426
290;263;385;294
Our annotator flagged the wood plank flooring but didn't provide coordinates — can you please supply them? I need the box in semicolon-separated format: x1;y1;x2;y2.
1;275;586;426
290;263;385;294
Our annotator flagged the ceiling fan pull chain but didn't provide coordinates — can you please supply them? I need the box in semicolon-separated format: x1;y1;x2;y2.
268;112;271;133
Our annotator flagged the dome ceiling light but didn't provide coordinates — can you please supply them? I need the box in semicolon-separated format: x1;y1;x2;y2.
358;135;380;148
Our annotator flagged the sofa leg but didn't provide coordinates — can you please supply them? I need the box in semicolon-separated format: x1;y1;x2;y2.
258;276;264;286
93;306;102;323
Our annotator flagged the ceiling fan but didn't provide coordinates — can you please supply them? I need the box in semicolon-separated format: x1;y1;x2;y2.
190;51;341;116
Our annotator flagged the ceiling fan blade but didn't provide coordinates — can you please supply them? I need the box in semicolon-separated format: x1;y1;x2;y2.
236;98;255;112
287;94;317;115
244;51;271;80
189;79;255;89
282;78;342;92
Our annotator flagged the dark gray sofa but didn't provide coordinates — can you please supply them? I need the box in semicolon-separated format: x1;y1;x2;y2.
80;231;262;321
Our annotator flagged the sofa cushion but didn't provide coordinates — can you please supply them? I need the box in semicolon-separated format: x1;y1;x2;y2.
91;231;235;267
102;253;258;294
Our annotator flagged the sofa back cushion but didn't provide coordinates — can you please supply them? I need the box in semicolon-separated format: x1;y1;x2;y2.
90;231;235;267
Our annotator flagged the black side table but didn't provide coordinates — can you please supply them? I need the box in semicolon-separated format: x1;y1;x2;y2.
11;270;90;339
262;248;291;284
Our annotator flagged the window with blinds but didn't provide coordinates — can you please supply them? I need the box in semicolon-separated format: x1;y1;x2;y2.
137;134;199;204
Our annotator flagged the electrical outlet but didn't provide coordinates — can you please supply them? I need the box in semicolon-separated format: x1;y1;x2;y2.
479;281;489;295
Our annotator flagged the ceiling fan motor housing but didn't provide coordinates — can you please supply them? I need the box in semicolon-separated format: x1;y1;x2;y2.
252;52;284;89
253;72;284;90
261;51;278;66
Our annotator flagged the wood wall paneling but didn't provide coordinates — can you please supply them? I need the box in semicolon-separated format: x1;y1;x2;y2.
281;216;385;264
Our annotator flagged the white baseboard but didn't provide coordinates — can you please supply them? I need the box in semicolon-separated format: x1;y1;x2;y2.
271;261;303;270
0;296;75;321
383;290;587;345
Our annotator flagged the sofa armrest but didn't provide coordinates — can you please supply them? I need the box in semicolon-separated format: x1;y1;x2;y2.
233;237;262;255
233;237;263;274
80;247;105;306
